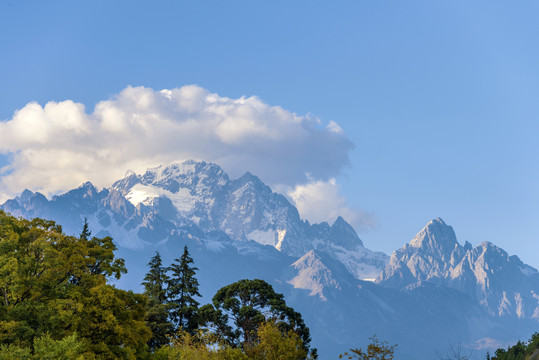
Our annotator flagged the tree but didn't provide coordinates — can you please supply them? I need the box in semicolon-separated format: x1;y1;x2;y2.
154;329;248;360
142;252;173;349
143;252;169;304
0;211;150;359
490;332;539;360
154;321;308;360
167;245;201;334
244;321;308;360
79;218;91;241
339;335;396;360
202;279;314;358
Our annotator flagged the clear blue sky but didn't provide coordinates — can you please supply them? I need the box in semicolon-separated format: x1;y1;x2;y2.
1;1;538;266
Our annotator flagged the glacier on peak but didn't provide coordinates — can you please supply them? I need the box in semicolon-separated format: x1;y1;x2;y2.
1;160;386;281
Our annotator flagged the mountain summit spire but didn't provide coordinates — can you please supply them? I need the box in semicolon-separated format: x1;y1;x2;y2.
409;217;458;257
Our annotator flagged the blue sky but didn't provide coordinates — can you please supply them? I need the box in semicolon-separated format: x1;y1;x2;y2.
1;1;538;266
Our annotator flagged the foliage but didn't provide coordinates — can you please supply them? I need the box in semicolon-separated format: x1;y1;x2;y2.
244;321;308;360
155;320;309;360
0;211;320;359
491;332;539;360
142;252;173;349
143;252;169;304
0;333;84;360
32;333;85;360
339;335;396;360
153;328;247;360
167;245;202;334
0;343;31;359
0;211;151;359
201;279;314;358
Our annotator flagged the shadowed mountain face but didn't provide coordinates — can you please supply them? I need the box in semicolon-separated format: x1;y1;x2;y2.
2;161;538;359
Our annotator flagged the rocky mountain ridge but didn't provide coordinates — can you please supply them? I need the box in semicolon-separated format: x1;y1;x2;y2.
2;161;538;359
377;218;539;319
2;160;388;281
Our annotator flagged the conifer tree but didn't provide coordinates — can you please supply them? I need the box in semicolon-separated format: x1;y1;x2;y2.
80;217;91;240
167;245;202;334
142;252;173;349
143;252;169;304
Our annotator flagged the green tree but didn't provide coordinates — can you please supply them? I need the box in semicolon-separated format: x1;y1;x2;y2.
154;321;308;360
490;332;539;360
0;333;85;360
167;246;201;334
0;211;150;359
142;252;173;350
32;333;84;360
339;335;396;360
202;279;313;358
79;218;91;241
154;329;248;360
244;321;308;360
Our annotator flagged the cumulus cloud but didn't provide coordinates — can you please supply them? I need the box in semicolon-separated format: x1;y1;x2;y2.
288;178;376;231
0;85;365;226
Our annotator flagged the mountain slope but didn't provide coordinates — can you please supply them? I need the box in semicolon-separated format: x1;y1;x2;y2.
1;160;388;280
377;218;539;319
3;164;539;359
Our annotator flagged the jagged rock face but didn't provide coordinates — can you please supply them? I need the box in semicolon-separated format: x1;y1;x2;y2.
1;160;387;280
4;178;539;359
377;218;539;319
287;250;349;301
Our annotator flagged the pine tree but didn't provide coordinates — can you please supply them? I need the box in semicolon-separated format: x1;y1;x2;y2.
142;252;173;349
80;217;91;240
167;245;202;334
143;252;169;304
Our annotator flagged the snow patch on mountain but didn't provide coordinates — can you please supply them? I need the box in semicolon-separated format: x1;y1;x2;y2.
126;183;197;212
87;209;145;250
247;229;277;246
276;229;286;251
330;244;388;280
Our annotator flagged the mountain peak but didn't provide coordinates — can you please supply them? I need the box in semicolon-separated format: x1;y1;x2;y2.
75;182;98;197
409;217;458;253
144;160;223;178
20;189;35;202
288;250;341;300
332;215;346;226
137;160;229;194
329;216;364;248
239;171;256;180
124;169;136;177
79;181;96;189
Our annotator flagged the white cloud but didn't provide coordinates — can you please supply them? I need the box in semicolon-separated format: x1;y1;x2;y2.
288;178;376;230
326;120;343;134
0;85;366;226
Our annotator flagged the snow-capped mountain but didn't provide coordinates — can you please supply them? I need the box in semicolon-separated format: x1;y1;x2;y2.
2;160;388;281
2;162;539;359
377;218;539;319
